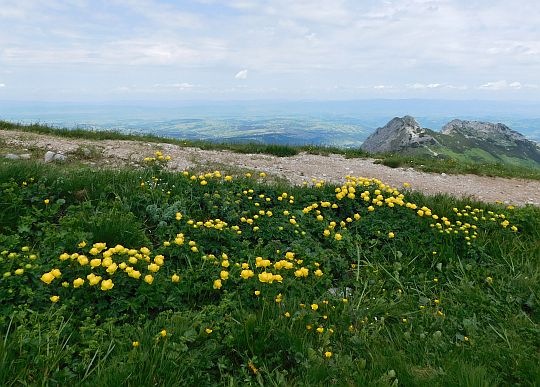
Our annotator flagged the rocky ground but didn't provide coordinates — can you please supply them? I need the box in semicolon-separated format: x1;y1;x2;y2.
1;129;539;206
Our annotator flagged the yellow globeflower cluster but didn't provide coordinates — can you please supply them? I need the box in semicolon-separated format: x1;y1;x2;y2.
143;150;172;163
1;247;39;279
302;175;517;245
38;243;181;301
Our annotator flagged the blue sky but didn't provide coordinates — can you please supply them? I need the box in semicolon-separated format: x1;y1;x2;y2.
0;0;539;101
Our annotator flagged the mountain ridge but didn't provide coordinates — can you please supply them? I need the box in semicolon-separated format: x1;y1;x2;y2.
360;116;540;168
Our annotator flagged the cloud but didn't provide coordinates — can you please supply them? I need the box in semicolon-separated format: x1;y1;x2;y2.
0;83;5;88
1;0;540;100
406;83;468;90
235;69;248;79
478;80;523;90
154;82;195;90
408;83;442;89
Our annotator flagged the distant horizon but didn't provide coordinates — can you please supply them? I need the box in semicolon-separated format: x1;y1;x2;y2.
2;98;539;144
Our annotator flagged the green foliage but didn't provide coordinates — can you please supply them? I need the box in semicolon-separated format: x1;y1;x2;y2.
0;159;538;385
375;154;540;180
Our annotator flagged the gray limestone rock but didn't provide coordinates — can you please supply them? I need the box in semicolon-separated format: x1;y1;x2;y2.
360;116;438;153
53;153;67;162
44;151;56;163
441;119;535;147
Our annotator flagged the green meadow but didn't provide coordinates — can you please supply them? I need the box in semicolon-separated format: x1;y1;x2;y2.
0;152;538;386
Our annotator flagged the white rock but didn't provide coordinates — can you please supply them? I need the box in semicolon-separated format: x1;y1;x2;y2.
44;151;56;163
5;154;20;160
19;154;31;160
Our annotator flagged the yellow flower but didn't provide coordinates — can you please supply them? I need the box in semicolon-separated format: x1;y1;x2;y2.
324;351;332;358
258;272;274;283
148;263;160;273
101;279;114;291
294;267;309;278
213;279;222;289
44;199;50;205
316;327;324;333
486;276;493;285
144;274;154;284
240;269;254;279
78;241;87;248
73;278;84;288
284;312;291;318
388;232;395;239
130;270;141;279
78;255;89;266
132;341;139;347
171;274;180;283
205;328;213;334
314;269;323;277
154;255;165;265
49;268;61;278
87;273;102;286
311;303;319;311
106;263;118;275
254;290;261;296
14;268;24;275
334;233;342;241
50;295;60;303
160;329;167;337
220;270;229;280
255;257;271;268
41;272;55;284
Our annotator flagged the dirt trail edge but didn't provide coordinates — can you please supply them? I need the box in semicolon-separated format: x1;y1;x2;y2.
1;129;539;206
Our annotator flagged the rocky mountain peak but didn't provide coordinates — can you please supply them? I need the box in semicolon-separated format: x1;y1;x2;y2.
360;116;437;153
441;119;529;144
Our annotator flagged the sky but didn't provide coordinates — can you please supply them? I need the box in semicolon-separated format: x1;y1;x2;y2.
0;0;539;102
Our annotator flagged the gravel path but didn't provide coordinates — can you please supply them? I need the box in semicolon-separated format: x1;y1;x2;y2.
2;129;539;206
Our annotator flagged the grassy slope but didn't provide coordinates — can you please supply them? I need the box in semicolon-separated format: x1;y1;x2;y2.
0;159;538;385
2;120;540;180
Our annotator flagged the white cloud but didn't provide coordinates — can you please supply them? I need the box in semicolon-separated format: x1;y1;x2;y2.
235;69;248;79
478;80;523;90
1;0;540;100
0;83;5;88
406;83;467;90
154;82;195;90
